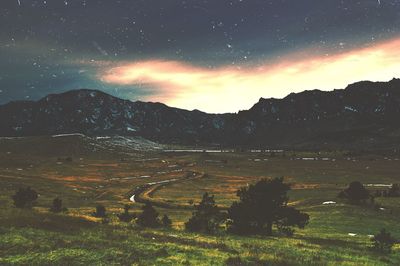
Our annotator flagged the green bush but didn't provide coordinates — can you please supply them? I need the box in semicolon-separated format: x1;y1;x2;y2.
93;205;107;218
137;202;160;227
185;192;222;233
372;228;396;253
118;204;135;223
161;214;172;227
227;178;309;235
338;181;370;204
12;187;38;208
50;197;67;213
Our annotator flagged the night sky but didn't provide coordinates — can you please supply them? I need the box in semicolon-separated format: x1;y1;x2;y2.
1;0;400;113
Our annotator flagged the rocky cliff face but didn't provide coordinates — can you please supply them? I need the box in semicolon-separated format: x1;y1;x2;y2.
1;79;400;150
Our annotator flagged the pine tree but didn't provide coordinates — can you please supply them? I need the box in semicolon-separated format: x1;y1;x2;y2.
137;202;160;227
185;193;222;233
227;177;309;235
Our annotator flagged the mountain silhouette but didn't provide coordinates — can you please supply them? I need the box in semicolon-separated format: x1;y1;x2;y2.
1;79;400;150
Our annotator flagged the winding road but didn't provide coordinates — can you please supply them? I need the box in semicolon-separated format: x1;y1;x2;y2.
127;171;205;209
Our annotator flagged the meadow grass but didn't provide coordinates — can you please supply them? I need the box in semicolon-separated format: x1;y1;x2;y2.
0;137;400;265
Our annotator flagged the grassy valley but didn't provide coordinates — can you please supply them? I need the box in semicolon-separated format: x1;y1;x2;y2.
0;136;399;265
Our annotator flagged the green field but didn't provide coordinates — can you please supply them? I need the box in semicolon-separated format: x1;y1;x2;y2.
0;136;399;265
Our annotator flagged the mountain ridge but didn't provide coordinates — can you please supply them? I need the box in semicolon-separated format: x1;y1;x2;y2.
1;78;400;150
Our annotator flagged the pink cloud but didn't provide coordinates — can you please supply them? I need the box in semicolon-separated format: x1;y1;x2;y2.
100;37;400;113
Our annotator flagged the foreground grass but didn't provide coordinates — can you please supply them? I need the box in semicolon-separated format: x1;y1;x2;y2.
1;138;400;265
0;205;399;266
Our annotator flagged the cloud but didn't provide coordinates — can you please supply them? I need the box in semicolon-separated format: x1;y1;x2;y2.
100;37;400;113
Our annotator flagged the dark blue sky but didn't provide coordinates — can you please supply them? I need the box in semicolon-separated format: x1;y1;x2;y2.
0;0;399;112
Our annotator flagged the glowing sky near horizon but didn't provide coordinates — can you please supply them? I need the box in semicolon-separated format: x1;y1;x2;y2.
101;38;400;112
1;0;400;113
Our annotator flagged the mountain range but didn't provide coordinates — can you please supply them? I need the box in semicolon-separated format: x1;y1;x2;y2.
1;78;400;151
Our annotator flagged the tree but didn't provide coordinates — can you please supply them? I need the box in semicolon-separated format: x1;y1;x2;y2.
372;229;396;253
117;204;135;223
185;192;223;233
161;214;172;227
50;197;66;213
137;202;160;227
11;187;38;208
93;204;107;218
227;177;309;236
338;181;370;203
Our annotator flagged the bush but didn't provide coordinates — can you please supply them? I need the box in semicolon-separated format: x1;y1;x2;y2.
161;214;172;227
93;204;107;218
50;197;67;213
118;204;135;223
338;181;370;204
11;187;38;208
137;202;160;227
227;177;309;235
372;229;396;253
185;192;223;234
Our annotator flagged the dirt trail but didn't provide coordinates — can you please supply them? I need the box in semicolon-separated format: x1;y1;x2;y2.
127;171;205;210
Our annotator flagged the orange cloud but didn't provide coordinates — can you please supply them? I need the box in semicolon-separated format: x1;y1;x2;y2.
100;38;400;113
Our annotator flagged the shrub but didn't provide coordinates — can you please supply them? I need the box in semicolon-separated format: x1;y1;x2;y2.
50;197;66;213
118;204;135;223
93;204;107;218
161;214;172;227
338;181;370;204
137;202;160;227
227;177;309;235
372;229;396;253
185;192;223;233
11;187;38;208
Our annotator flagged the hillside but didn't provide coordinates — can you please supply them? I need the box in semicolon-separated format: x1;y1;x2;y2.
1;79;400;150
